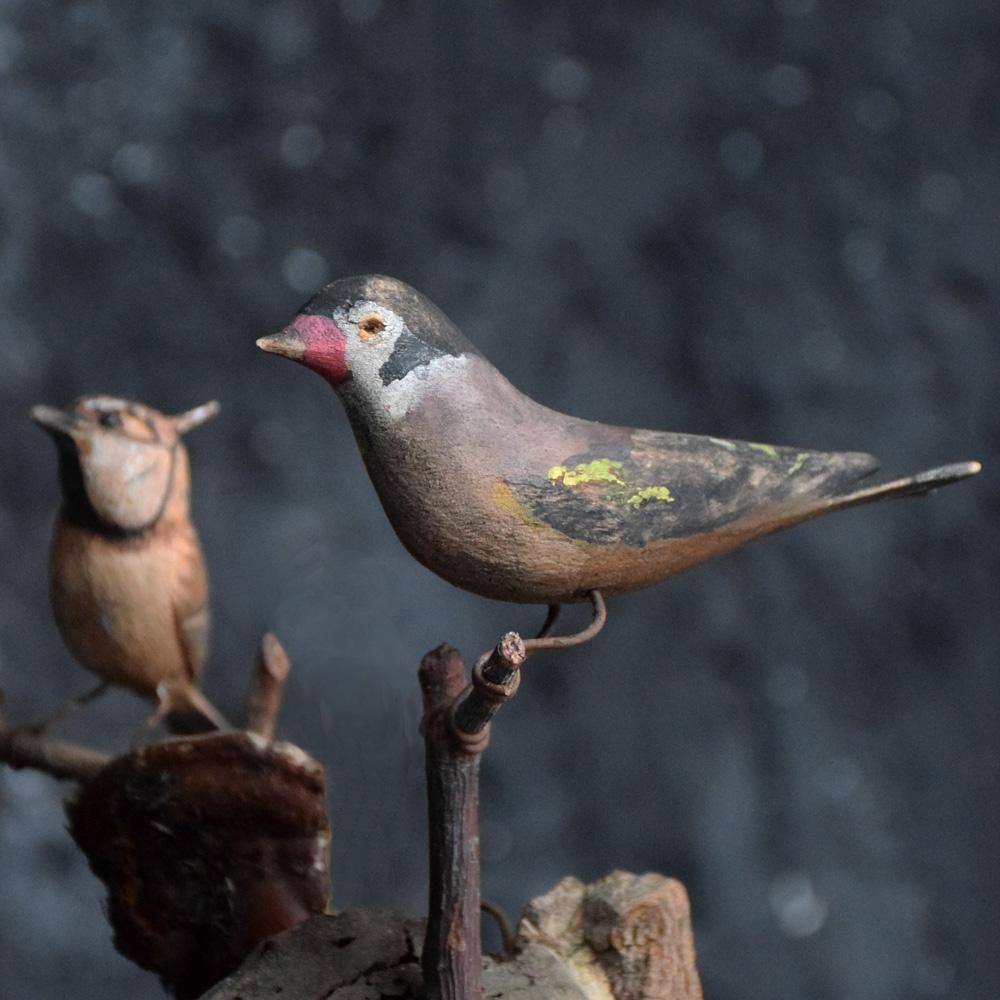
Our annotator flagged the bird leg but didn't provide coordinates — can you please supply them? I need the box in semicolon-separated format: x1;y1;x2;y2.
480;899;516;957
534;604;561;639
150;680;229;735
20;680;110;736
522;590;607;655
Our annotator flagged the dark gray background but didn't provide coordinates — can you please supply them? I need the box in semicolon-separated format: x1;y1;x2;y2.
0;1;997;998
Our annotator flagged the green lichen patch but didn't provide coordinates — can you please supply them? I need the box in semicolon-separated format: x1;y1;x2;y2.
788;452;809;475
548;459;624;487
749;442;779;458
625;485;676;508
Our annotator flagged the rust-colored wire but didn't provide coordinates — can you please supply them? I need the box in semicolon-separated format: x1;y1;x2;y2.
522;590;606;654
480;899;516;956
449;592;607;745
534;604;561;639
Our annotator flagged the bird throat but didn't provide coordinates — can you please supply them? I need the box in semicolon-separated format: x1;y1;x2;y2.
57;440;177;540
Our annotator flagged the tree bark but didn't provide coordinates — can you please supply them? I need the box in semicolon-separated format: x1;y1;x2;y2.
204;870;703;1000
419;644;484;1000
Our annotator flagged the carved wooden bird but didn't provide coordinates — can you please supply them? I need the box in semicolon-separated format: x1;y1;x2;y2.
32;395;224;729
257;275;979;627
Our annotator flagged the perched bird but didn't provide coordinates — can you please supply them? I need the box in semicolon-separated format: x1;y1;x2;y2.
32;395;224;729
257;275;979;626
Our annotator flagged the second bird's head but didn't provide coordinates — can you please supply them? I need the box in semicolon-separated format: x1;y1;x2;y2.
257;276;479;413
32;396;219;535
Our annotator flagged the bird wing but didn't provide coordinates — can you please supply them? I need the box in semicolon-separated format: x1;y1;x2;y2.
502;429;880;548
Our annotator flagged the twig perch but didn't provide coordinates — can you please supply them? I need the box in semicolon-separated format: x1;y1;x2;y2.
419;598;609;1000
420;635;525;1000
0;694;110;783
243;631;291;739
420;644;481;1000
451;631;525;749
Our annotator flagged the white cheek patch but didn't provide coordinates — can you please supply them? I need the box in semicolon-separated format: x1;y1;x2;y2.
334;300;471;429
378;353;470;423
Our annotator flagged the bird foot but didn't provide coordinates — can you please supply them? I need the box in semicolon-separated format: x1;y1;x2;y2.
523;590;607;655
534;604;561;639
151;681;229;735
480;899;516;957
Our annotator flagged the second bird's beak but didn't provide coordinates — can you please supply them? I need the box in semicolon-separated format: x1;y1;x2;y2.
31;404;84;438
173;400;221;435
256;327;306;360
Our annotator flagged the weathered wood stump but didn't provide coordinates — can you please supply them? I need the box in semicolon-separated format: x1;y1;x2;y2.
204;869;702;1000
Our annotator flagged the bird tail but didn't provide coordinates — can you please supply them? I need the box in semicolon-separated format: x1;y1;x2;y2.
826;460;981;512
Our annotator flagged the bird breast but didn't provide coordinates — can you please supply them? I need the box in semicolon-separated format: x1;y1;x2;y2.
49;516;208;695
349;358;611;602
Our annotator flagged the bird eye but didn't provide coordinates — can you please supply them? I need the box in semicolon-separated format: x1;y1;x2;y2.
99;411;122;429
357;313;386;341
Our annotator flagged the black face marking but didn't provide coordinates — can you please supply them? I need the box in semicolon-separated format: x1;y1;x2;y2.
379;327;444;385
55;443;138;539
52;427;178;540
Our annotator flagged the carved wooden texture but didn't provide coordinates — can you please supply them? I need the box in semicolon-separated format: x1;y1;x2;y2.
204;870;701;1000
420;643;484;1000
519;871;703;1000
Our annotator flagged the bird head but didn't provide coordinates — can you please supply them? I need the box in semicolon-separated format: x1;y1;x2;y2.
257;276;478;414
32;396;219;534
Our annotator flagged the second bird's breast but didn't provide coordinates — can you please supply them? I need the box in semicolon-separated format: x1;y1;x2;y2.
49;518;208;695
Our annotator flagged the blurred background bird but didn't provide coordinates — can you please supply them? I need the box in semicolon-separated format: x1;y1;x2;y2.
258;275;980;625
32;395;224;732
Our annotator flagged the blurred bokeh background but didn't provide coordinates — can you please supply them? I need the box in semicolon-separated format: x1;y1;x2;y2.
0;1;997;997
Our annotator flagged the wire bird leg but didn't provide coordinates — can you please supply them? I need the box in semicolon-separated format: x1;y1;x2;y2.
480;899;516;957
523;590;606;655
534;604;561;639
21;680;110;736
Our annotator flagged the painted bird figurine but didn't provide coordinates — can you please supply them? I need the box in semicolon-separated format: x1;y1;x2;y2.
257;275;980;632
32;395;225;730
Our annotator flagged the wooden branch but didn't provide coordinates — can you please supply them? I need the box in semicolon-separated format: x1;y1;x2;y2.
420;631;526;1000
450;631;524;746
242;632;291;739
0;695;110;782
419;644;483;1000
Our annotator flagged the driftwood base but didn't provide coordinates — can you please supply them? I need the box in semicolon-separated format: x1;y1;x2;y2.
204;870;702;1000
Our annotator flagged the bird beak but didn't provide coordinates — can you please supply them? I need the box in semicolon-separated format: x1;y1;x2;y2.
257;328;306;361
173;400;221;435
30;404;83;438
